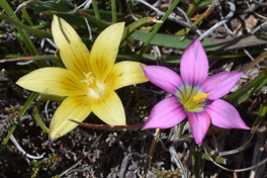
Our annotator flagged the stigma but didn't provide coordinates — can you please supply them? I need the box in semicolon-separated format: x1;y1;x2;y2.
81;72;96;86
80;72;105;99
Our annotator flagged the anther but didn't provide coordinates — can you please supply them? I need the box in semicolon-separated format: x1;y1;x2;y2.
193;93;209;102
81;72;96;86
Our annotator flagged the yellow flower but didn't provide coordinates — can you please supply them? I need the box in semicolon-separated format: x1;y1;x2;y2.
16;15;148;139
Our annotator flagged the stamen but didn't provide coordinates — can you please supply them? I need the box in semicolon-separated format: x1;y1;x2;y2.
89;77;95;84
84;72;92;78
81;80;90;86
81;72;96;86
193;93;209;102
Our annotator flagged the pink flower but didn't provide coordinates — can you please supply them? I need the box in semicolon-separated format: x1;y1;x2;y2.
142;38;250;145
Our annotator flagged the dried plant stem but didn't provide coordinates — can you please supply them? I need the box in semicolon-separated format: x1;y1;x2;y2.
241;50;267;72
76;8;109;29
59;134;103;177
0;55;56;63
143;128;161;176
10;134;45;160
203;146;267;172
169;146;187;178
69;119;143;130
198;1;235;40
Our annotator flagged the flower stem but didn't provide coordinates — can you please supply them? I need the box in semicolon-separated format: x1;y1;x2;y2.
0;55;56;63
76;8;109;30
177;121;185;138
92;0;100;19
192;154;199;178
111;0;117;23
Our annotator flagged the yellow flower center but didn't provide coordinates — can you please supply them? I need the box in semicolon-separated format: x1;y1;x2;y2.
175;85;209;113
81;72;105;99
193;93;209;102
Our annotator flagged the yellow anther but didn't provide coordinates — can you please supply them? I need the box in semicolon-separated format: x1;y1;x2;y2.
89;77;95;84
83;72;93;78
81;72;96;86
81;80;90;86
193;93;209;102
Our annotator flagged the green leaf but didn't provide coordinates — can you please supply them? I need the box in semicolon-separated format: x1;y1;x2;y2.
226;73;267;106
254;103;267;125
0;92;39;154
0;126;16;153
137;0;181;61
122;17;158;41
131;31;267;51
38;94;65;102
19;92;39;119
33;102;50;134
0;0;38;55
193;151;227;164
27;0;73;12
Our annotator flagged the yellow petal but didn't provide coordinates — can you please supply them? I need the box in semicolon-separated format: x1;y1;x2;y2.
90;22;125;83
107;61;148;90
92;91;126;125
52;15;91;79
49;96;92;139
16;68;87;97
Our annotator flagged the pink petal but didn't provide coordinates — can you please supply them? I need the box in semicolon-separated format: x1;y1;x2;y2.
142;96;186;129
187;112;211;145
180;38;208;85
142;66;183;95
201;72;243;100
206;99;250;130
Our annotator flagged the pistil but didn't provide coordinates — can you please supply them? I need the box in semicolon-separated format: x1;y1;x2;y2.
81;72;96;86
81;72;105;99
